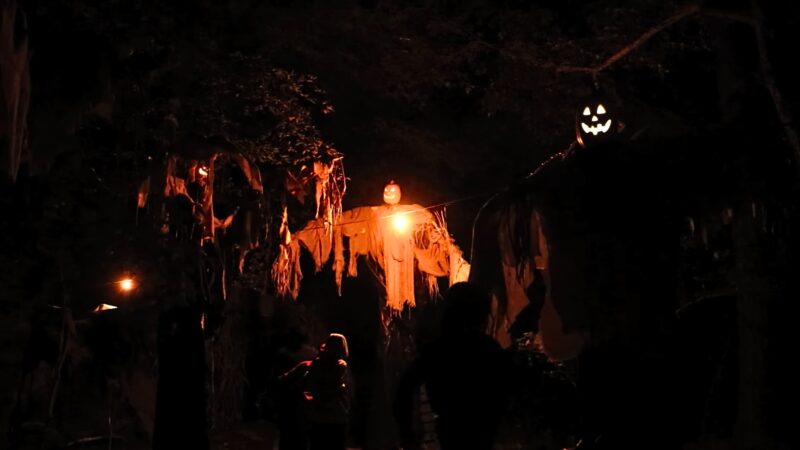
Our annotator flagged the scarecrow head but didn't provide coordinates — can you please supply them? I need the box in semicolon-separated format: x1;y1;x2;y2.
383;180;402;205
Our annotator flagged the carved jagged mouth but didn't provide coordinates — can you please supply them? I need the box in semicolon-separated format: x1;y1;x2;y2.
581;120;612;135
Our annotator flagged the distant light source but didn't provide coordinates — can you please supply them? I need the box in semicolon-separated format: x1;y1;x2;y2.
118;277;135;292
391;215;409;234
198;166;209;177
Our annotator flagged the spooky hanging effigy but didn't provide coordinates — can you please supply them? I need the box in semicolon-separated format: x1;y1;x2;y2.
470;95;678;358
137;149;263;242
273;181;470;312
137;142;344;255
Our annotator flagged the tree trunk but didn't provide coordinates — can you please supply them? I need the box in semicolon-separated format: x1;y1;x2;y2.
208;286;248;430
0;0;30;181
733;199;771;449
152;305;209;450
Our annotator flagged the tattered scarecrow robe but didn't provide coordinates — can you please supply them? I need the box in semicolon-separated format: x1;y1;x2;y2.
137;150;268;301
138;152;263;241
470;140;678;359
275;204;470;311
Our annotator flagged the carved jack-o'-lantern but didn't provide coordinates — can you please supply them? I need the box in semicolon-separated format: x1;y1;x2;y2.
576;100;614;148
383;180;402;205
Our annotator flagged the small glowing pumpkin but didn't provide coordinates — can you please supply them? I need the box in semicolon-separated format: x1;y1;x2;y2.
383;180;402;205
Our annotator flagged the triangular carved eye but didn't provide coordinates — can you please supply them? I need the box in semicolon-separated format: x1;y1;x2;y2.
596;104;606;114
582;107;591;116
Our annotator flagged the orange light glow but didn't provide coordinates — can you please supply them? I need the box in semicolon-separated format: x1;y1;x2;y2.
118;277;135;292
392;215;409;234
198;166;209;177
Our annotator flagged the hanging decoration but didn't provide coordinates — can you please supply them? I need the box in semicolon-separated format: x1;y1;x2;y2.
470;98;685;358
314;158;347;228
273;183;470;312
137;148;344;245
137;152;259;242
575;96;618;148
284;157;347;228
137;139;346;310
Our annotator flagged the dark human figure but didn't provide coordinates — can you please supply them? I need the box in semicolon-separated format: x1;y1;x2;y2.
274;327;318;450
508;268;546;342
394;282;512;450
280;333;352;450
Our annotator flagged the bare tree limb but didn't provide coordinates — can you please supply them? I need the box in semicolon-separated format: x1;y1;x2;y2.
468;5;702;77
547;0;800;172
703;9;756;26
750;1;800;174
557;4;701;76
66;435;125;447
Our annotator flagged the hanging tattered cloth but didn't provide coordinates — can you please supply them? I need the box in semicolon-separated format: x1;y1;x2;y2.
379;206;418;311
272;204;469;313
137;152;262;242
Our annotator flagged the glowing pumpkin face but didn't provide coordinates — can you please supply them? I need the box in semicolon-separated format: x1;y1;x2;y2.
383;181;401;205
576;101;614;147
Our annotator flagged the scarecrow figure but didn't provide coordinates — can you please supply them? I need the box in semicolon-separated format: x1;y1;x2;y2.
273;181;470;312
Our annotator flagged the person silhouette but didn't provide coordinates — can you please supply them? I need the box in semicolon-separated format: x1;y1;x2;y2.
394;282;512;450
281;333;353;450
274;327;318;450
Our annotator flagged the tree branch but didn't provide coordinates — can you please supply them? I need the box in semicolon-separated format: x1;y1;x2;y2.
548;0;800;174
557;4;701;76
749;1;800;174
703;8;757;26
